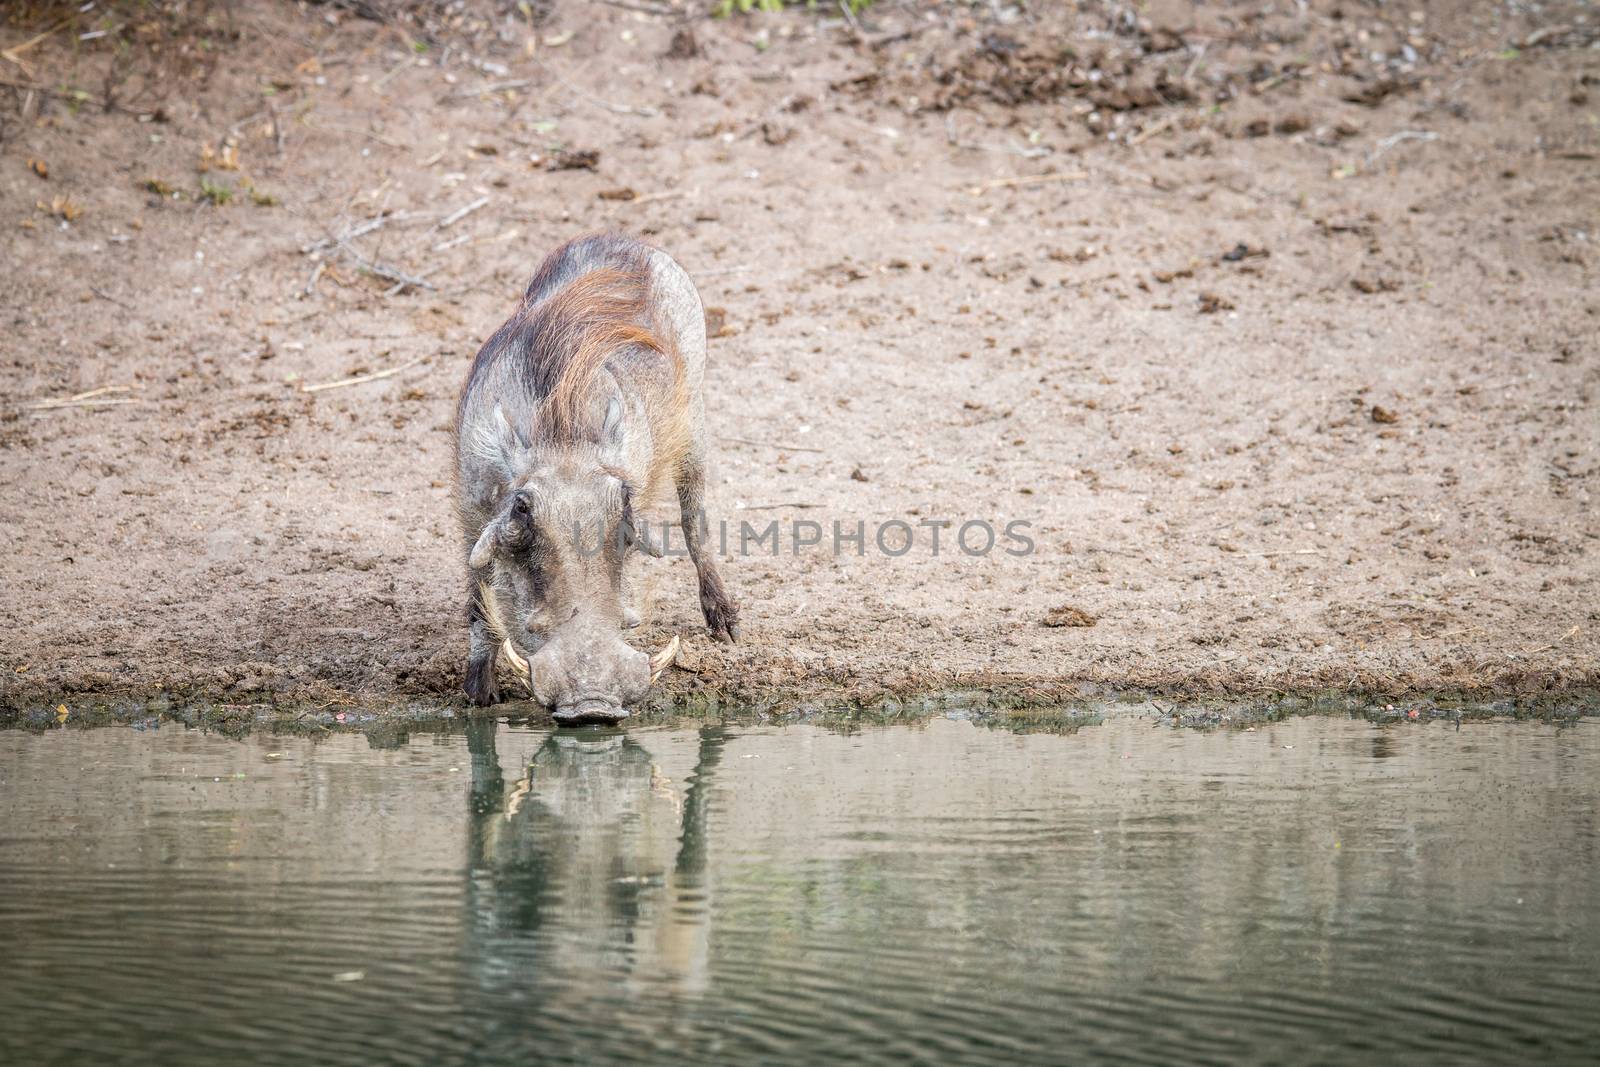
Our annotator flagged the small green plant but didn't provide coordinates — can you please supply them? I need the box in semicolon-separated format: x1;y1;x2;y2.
198;177;233;205
59;86;91;114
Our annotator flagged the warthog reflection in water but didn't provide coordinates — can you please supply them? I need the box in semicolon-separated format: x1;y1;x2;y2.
463;719;721;1000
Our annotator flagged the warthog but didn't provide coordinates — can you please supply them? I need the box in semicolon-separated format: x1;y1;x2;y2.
454;233;738;724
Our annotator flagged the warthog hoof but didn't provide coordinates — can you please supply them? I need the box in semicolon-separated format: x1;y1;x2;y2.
552;699;630;727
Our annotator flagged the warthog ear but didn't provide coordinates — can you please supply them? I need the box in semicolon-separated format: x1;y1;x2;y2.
473;404;531;477
495;404;531;459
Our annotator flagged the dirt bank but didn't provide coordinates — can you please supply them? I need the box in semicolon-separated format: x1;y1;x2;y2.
1;0;1596;716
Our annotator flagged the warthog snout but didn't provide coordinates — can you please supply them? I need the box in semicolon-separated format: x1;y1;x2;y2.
529;619;651;726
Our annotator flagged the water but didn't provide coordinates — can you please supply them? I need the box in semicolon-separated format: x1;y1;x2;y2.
2;714;1597;1065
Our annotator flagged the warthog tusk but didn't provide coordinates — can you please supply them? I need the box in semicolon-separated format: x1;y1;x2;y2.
649;634;680;683
499;639;533;695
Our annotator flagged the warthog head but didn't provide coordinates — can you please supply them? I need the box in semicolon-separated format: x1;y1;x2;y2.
469;395;677;725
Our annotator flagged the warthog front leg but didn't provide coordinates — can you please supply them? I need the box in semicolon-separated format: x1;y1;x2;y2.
465;581;501;706
676;456;738;643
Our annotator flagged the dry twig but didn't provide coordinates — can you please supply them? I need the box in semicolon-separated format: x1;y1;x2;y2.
90;287;136;311
721;436;824;454
29;384;143;414
302;119;407;149
945;116;1051;159
442;78;536;101
335;238;434;294
302;211;416;255
837;0;863;37
598;0;684;15
549;69;659;117
967;171;1088;196
1127;116;1176;147
303;261;327;296
266;98;286;156
1;19;70;77
606;189;686;212
1366;130;1438;166
437;196;490;229
301;355;430;394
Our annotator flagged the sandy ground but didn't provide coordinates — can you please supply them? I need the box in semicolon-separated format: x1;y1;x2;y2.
1;0;1596;715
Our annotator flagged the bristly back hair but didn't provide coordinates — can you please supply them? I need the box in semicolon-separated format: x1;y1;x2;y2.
459;232;695;496
520;265;675;441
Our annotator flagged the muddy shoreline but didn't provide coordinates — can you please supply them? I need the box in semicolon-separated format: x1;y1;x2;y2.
6;686;1594;742
6;672;1597;736
2;1;1596;718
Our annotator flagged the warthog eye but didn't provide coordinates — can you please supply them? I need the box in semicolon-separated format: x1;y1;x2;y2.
512;491;531;518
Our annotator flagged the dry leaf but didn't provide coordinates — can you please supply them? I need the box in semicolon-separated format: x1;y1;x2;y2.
200;141;240;173
1042;605;1097;628
38;196;82;221
27;158;48;179
547;149;599;171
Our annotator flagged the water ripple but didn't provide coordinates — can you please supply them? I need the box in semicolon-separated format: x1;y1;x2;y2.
2;716;1598;1064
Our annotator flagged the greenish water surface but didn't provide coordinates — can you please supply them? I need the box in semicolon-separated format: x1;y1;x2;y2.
2;713;1596;1064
